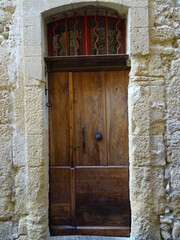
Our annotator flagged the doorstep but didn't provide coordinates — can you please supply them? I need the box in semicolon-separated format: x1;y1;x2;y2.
50;236;130;240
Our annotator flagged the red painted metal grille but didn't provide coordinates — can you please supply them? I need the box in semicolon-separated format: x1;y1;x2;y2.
47;9;126;56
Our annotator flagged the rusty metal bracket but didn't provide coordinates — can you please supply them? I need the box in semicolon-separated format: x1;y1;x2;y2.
46;101;52;108
45;84;51;95
82;127;86;153
45;84;52;107
45;66;48;77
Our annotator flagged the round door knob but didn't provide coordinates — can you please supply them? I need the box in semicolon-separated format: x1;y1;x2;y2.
95;132;103;141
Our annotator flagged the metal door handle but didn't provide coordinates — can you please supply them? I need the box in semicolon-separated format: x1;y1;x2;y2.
95;132;103;141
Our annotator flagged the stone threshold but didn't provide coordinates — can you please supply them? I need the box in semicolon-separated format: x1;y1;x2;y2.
50;236;130;240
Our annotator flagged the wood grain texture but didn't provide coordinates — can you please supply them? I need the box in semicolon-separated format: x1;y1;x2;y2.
45;55;130;72
69;72;74;167
49;167;72;225
49;72;70;166
105;71;129;166
74;72;106;166
71;168;75;226
75;167;130;227
49;70;130;236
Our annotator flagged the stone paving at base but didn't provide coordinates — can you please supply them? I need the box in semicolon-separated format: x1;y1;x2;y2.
51;236;130;240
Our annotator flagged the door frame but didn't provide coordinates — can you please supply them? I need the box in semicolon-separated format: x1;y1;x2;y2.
45;54;130;72
46;54;131;237
22;1;152;238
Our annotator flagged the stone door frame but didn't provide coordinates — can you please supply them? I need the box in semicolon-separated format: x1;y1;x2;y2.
22;1;154;239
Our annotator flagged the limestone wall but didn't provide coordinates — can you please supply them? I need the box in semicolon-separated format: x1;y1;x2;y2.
129;0;180;239
0;0;26;239
0;0;179;240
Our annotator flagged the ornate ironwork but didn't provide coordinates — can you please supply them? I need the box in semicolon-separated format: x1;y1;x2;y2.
52;17;59;56
105;11;109;54
115;13;121;54
65;14;68;56
49;9;125;56
74;13;80;56
93;11;99;55
58;32;62;55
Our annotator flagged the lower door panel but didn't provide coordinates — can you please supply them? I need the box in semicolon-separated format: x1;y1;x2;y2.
49;167;74;227
75;167;130;227
50;167;130;236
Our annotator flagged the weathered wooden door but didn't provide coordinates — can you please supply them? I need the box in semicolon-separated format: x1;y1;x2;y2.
49;71;130;236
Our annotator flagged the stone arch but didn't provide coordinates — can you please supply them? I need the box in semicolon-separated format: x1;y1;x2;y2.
42;2;129;58
22;0;150;239
42;1;129;18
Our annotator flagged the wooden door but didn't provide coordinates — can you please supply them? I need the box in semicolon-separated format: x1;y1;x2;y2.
49;71;130;236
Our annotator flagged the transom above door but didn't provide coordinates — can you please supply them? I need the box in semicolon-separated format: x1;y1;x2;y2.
47;7;126;56
49;71;130;236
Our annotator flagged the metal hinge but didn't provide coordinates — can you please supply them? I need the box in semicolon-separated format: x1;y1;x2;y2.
45;66;48;77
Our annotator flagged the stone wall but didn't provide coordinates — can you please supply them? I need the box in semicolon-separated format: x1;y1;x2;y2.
0;0;24;239
129;0;180;239
151;1;180;239
0;0;179;240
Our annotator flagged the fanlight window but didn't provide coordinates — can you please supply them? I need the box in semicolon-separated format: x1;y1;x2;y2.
47;8;126;56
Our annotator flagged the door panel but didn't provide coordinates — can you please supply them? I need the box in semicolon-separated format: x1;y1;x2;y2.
105;71;129;166
49;167;72;226
74;72;106;166
49;71;130;236
75;167;130;226
49;72;70;166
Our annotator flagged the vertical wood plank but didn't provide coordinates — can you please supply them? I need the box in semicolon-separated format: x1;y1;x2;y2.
49;167;72;226
106;70;129;166
74;72;106;166
69;72;74;167
49;72;70;166
70;168;75;226
104;72;108;166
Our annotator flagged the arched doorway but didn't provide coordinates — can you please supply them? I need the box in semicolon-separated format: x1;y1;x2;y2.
45;7;130;237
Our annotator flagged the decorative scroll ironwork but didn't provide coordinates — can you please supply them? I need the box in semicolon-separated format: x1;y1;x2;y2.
93;11;99;55
105;11;109;54
84;10;88;55
52;17;59;56
58;32;62;55
74;13;80;56
115;13;121;54
65;14;68;56
49;10;125;56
